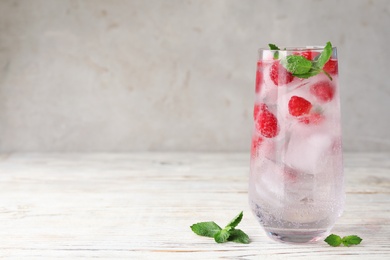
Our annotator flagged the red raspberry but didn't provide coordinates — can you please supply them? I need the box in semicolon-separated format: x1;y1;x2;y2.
269;61;294;86
253;104;260;120
288;96;312;117
253;103;267;120
299;113;324;125
251;135;263;156
255;61;263;93
293;51;319;60
283;166;298;182
323;59;338;75
255;104;279;138
310;81;335;103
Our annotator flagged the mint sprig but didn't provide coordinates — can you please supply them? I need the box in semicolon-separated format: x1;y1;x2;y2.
228;229;250;244
280;41;333;80
324;234;342;246
268;43;280;59
190;211;250;244
226;211;243;229
214;228;231;243
190;221;222;237
342;235;363;246
282;55;312;75
324;234;363;247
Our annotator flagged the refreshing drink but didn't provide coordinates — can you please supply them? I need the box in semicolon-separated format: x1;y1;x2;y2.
249;43;344;243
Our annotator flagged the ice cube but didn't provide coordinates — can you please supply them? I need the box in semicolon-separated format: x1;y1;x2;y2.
258;63;279;104
286;171;314;200
252;158;285;207
284;131;333;174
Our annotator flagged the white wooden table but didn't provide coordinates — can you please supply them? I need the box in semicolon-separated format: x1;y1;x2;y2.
0;153;389;259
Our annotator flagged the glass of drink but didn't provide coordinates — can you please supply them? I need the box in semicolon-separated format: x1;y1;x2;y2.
248;43;344;243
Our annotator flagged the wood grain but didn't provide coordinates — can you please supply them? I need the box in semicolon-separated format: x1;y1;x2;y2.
0;153;389;259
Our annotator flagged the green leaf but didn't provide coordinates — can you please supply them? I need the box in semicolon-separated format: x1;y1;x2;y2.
279;41;333;80
190;221;222;238
293;68;321;78
321;69;333;81
342;235;363;246
268;44;280;50
324;234;342;247
228;229;250;244
214;229;230;243
268;43;280;59
282;55;312;75
226;211;243;229
190;211;250;244
314;41;333;69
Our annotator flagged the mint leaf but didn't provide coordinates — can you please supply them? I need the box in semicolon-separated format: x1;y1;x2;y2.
342;235;363;246
322;69;333;81
314;41;332;69
280;41;334;80
268;43;280;59
324;234;342;247
214;229;230;243
325;234;363;247
291;68;321;79
226;211;243;229
268;44;280;50
228;229;250;244
311;41;333;80
190;211;250;244
281;55;312;75
190;221;222;238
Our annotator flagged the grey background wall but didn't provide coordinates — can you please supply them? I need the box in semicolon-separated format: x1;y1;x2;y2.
0;0;389;152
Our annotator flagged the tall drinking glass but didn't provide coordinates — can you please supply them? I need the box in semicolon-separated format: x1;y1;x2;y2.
249;45;344;243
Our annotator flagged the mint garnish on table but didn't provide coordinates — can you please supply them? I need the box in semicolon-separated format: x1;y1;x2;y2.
324;234;363;247
271;41;334;80
190;211;250;244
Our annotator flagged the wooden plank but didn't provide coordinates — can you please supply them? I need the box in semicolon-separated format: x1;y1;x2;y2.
0;153;389;259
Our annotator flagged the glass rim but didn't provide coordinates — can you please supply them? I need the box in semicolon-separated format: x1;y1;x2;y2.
258;46;337;52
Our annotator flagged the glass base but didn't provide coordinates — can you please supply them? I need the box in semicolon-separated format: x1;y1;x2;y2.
265;228;329;244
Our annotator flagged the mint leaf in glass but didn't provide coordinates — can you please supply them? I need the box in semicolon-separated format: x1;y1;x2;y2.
281;55;312;75
314;41;333;69
268;44;280;50
290;69;321;79
279;41;334;80
269;43;280;59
